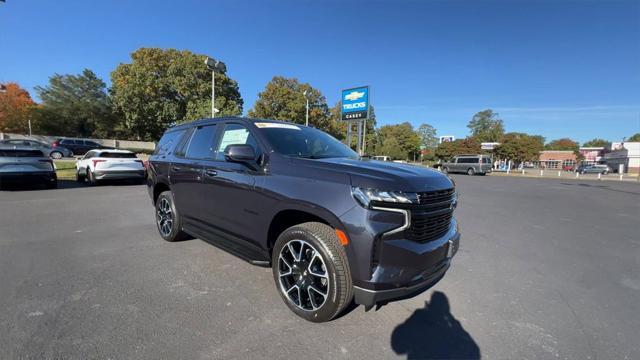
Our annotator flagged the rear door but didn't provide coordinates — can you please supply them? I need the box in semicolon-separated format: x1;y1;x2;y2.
169;124;218;224
199;122;260;243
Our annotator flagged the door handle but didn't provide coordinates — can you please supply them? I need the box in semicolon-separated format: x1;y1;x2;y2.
172;166;181;172
204;169;218;177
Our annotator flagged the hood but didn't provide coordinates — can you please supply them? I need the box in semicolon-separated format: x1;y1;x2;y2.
289;157;454;192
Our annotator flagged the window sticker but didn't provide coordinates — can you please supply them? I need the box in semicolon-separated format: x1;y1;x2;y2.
219;129;250;151
254;122;301;130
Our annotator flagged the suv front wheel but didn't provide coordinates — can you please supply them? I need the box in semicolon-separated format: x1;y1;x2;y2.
155;191;189;242
272;222;353;322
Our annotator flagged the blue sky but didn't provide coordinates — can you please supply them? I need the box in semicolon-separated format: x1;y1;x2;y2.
1;0;639;143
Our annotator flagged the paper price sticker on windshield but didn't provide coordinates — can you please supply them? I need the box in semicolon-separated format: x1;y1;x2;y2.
255;122;301;130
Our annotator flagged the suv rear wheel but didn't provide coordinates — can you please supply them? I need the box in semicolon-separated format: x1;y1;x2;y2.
467;167;475;176
272;222;353;322
155;191;189;242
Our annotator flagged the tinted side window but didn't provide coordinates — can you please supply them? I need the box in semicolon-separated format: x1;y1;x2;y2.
216;124;258;161
154;129;185;156
457;158;468;163
185;125;217;159
469;158;479;163
174;128;194;158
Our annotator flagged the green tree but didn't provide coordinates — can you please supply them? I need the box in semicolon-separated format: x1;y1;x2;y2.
435;137;481;160
416;123;438;149
545;138;579;151
111;48;243;141
494;132;544;162
582;138;611;148
374;122;421;160
32;69;115;138
626;133;640;142
467;109;505;142
378;137;405;160
327;102;377;152
248;76;332;131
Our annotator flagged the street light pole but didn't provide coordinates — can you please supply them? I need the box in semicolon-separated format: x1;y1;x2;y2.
211;70;215;118
204;57;226;118
303;90;309;126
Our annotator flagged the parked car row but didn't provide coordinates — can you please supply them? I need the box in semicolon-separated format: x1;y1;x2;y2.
75;149;146;185
0;139;73;159
0;147;57;189
0;138;115;159
0;147;145;190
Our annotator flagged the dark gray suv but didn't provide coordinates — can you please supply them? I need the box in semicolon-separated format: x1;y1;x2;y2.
147;117;460;322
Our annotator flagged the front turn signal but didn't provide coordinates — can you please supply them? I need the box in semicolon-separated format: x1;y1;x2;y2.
335;229;349;246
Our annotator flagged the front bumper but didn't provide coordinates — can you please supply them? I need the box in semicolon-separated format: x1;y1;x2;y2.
339;204;460;306
94;170;145;180
353;232;459;306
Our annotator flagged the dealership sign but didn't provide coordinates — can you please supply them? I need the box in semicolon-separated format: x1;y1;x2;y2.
341;86;369;121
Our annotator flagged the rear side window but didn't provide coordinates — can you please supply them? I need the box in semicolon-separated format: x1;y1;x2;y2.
185;125;217;159
154;129;185;156
458;157;479;164
482;157;492;163
0;149;44;157
86;141;101;147
99;152;137;158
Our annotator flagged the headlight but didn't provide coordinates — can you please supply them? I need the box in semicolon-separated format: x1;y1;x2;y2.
351;187;419;208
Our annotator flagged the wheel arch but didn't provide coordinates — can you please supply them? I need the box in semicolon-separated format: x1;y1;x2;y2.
153;182;171;204
266;206;343;258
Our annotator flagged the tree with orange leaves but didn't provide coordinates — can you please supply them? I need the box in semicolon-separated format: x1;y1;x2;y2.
0;82;36;133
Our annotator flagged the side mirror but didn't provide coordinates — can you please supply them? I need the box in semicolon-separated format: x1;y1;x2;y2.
224;144;257;165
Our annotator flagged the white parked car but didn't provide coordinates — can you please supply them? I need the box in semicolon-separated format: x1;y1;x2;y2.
76;149;145;185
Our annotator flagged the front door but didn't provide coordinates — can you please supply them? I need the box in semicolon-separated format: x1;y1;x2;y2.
200;122;261;246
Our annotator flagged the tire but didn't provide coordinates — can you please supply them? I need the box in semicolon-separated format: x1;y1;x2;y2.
50;151;63;160
155;191;189;242
87;168;98;186
272;222;353;323
76;169;85;183
46;180;58;189
467;168;475;176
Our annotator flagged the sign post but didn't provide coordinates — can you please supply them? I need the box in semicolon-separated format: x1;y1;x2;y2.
341;86;369;155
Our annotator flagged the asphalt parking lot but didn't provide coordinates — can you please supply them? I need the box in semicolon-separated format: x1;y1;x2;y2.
1;176;639;359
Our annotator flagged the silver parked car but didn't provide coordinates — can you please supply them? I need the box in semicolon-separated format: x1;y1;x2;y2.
0;139;73;159
0;147;58;189
441;154;493;175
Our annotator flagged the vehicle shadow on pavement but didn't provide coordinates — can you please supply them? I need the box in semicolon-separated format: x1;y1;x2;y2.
391;291;480;360
0;179;144;191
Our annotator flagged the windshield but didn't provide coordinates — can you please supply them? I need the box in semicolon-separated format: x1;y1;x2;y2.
257;123;358;159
